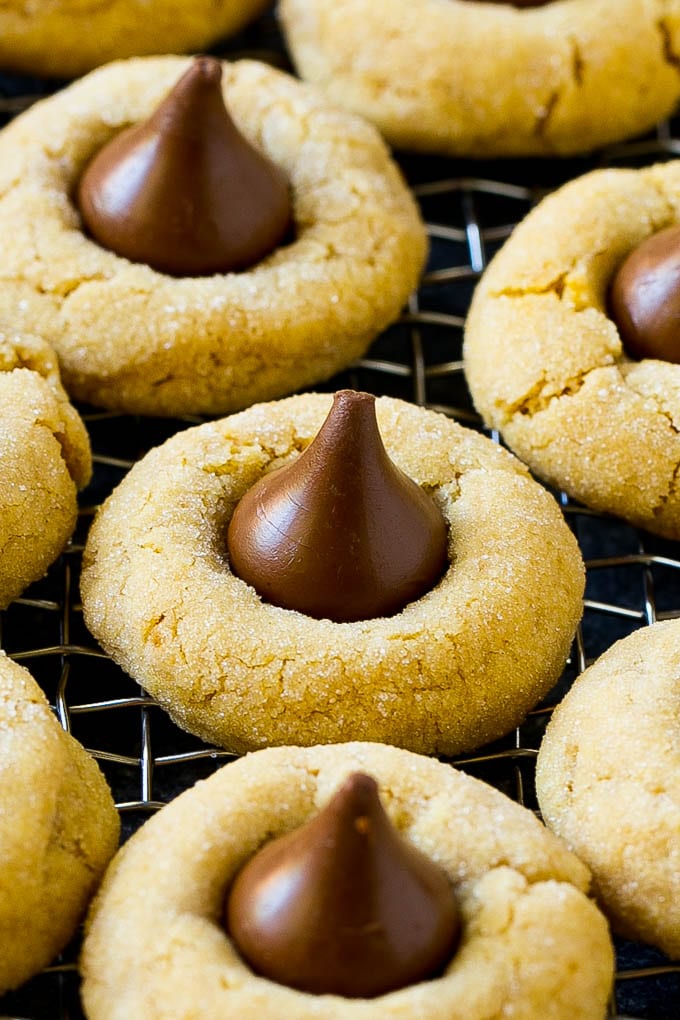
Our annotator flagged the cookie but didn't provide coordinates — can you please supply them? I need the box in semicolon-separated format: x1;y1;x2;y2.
464;160;680;539
0;329;91;609
0;651;120;994
81;742;614;1019
279;0;680;157
0;0;268;78
0;56;426;417
80;393;585;756
536;620;680;959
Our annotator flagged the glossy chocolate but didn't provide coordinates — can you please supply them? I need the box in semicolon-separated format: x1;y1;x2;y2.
227;390;448;622
609;225;680;364
226;773;460;997
77;56;291;276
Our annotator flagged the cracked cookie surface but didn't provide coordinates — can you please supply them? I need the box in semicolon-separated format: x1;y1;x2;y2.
0;651;120;993
80;393;584;756
536;620;680;959
464;161;680;539
279;0;680;157
81;741;614;1020
0;329;91;608
0;0;269;77
0;56;426;417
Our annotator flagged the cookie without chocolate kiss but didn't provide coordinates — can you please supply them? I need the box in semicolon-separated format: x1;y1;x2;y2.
0;652;119;994
0;330;91;609
0;0;271;77
280;0;680;156
81;393;584;756
536;620;680;959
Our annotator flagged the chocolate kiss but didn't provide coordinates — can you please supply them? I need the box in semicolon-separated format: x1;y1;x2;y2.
609;224;680;364
226;773;460;997
77;56;291;276
227;390;448;622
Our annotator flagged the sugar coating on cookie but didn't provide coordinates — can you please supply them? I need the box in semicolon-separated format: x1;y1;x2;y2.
0;56;426;417
280;0;680;157
464;160;680;539
0;0;269;78
0;652;120;993
0;330;91;609
536;620;680;959
81;742;614;1020
81;393;584;756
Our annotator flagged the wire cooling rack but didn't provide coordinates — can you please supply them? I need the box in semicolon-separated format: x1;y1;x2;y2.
1;11;679;1020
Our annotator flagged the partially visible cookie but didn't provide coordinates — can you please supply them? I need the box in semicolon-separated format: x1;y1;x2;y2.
81;393;584;756
0;329;91;609
280;0;680;156
0;0;269;78
536;620;680;959
464;160;680;539
81;742;614;1020
0;652;120;993
0;56;426;417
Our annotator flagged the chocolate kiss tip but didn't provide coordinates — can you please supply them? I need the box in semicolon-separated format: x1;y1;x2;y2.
343;770;378;800
77;55;292;277
225;771;461;998
192;54;222;82
227;390;448;622
481;0;550;6
169;55;223;106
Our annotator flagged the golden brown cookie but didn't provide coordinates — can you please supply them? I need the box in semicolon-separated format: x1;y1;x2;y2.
464;160;680;539
0;329;91;609
0;56;426;417
0;651;120;994
536;620;680;959
0;0;269;78
80;393;585;756
81;742;614;1020
280;0;680;157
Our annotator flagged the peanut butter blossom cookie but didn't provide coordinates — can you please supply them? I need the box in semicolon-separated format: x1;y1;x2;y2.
0;0;268;78
0;329;91;609
464;160;680;539
0;56;426;417
0;652;119;994
81;742;614;1020
536;620;680;960
81;392;584;755
280;0;680;157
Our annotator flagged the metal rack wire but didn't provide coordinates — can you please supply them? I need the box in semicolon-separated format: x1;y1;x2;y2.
1;17;679;1020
